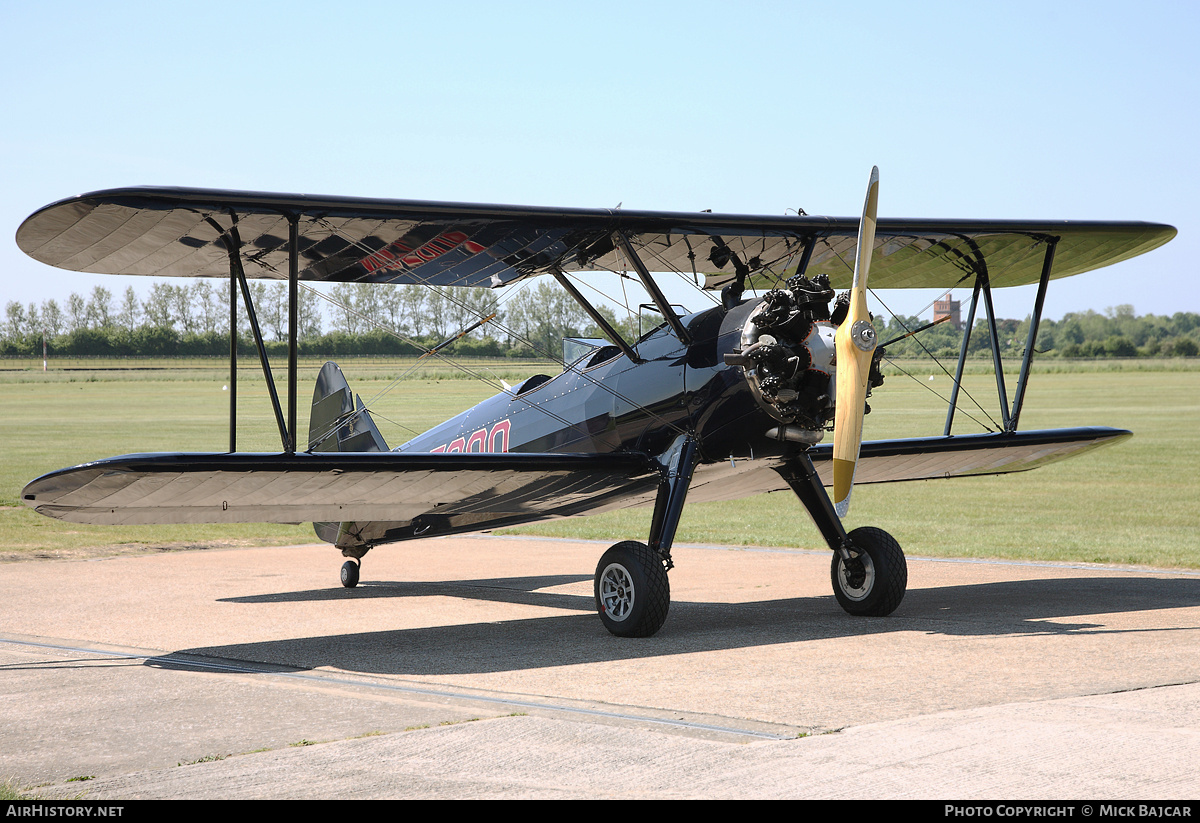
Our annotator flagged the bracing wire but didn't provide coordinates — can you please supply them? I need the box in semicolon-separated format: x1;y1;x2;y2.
248;211;1050;448
869;289;1003;432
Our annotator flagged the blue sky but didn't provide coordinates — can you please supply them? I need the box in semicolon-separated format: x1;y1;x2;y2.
2;0;1195;324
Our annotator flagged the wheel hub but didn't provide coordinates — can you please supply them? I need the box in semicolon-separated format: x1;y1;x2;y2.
837;552;875;601
599;563;635;621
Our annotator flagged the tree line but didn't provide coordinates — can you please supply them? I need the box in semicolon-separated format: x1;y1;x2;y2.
3;281;1198;360
878;304;1200;359
1;280;651;360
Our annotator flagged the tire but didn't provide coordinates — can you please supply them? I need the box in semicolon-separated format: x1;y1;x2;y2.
340;560;360;588
830;527;906;616
594;541;670;637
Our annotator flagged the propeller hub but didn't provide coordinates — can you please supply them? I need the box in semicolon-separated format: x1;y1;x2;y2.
850;320;877;352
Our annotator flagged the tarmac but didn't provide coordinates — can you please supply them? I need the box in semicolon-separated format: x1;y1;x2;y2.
1;534;1198;799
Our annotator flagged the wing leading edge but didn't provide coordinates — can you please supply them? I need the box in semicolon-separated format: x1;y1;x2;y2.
17;187;1175;291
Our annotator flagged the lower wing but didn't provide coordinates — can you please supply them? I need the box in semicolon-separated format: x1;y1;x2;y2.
22;427;1127;546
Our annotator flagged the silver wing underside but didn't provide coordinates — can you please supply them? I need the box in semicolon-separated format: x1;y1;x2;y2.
16;188;1175;292
21;452;661;527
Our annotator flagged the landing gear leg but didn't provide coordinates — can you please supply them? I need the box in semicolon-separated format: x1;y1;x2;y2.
777;451;908;616
592;434;699;638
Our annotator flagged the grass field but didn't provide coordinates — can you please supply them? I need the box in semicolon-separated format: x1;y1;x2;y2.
1;356;1197;567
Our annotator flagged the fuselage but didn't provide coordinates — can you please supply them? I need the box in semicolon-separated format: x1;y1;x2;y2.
396;298;800;467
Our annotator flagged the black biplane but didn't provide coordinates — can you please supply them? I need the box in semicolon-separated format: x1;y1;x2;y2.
17;170;1175;637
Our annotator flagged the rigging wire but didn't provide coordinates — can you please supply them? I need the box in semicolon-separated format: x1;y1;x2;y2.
629;237;721;307
253;213;1054;447
869;288;1003;432
877;354;1000;433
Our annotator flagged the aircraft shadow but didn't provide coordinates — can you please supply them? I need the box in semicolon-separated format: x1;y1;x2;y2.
160;574;1200;676
220;574;593;613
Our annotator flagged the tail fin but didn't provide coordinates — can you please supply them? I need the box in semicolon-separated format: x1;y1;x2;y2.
309;361;389;453
311;362;389;549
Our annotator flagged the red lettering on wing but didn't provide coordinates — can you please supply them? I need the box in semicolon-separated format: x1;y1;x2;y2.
359;229;488;275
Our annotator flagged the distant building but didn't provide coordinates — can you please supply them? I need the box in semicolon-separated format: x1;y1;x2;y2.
934;293;962;331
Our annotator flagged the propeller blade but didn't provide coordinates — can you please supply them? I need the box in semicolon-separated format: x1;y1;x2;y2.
832;167;880;517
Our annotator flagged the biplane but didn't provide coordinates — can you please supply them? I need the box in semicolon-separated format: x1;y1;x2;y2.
16;170;1176;637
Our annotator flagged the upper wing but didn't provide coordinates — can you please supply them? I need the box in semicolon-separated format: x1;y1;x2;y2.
16;187;1175;290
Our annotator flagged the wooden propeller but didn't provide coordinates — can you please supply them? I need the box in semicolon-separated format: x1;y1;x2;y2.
832;167;880;517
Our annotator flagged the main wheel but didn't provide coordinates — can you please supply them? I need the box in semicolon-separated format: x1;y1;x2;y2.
594;541;670;637
831;526;906;616
340;559;360;588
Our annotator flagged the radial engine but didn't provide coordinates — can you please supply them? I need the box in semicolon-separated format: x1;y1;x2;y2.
725;274;885;444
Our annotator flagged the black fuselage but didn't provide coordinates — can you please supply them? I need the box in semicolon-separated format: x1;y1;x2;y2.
397;299;791;468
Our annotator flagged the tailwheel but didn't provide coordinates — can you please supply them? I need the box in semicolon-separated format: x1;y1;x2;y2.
340;559;360;589
831;526;907;616
594;541;670;638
